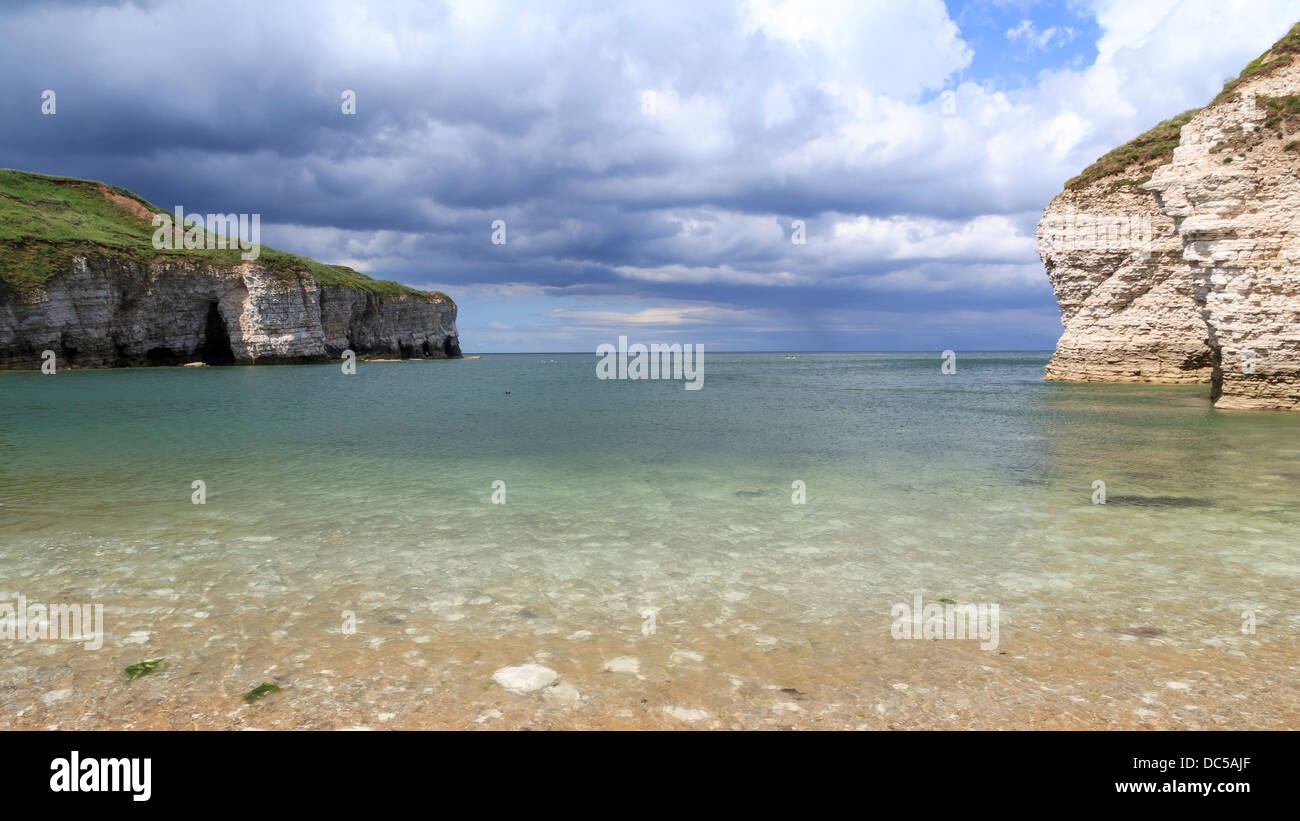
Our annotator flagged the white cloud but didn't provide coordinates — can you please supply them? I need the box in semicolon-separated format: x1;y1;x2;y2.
4;0;1300;350
544;305;757;327
613;263;810;287
1005;19;1077;51
740;0;973;96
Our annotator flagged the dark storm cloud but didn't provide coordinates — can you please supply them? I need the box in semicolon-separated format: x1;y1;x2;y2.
1;0;1294;350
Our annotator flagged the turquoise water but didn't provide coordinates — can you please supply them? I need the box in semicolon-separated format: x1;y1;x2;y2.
1;352;1297;728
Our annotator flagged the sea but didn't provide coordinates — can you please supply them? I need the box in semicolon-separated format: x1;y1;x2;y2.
1;352;1296;728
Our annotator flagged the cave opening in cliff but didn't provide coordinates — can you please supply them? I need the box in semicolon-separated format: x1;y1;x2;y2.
198;301;236;366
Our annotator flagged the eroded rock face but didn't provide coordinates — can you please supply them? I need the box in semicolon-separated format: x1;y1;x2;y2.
1145;68;1300;410
1038;185;1215;384
0;255;459;368
1038;60;1300;410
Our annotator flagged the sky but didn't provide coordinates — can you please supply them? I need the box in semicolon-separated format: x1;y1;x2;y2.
2;0;1298;352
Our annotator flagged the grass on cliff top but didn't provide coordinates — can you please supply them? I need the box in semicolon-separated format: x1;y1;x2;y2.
1215;21;1300;103
1065;21;1300;191
1065;109;1201;191
0;168;445;303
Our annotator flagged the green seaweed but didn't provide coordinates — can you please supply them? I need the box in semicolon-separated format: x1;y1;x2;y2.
937;597;957;605
124;658;166;680
242;682;282;704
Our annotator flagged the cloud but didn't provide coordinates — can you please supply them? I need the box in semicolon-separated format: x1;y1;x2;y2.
544;306;748;327
1;0;1298;351
739;0;973;96
1005;19;1077;51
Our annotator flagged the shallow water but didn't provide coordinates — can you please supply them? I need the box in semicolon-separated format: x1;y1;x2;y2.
1;352;1297;729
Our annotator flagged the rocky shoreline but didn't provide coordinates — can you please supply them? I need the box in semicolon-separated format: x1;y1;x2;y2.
0;170;460;369
0;256;460;369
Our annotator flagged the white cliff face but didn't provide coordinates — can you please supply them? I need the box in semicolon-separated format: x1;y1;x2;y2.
1037;185;1215;384
1038;49;1299;409
1145;64;1300;410
0;255;459;368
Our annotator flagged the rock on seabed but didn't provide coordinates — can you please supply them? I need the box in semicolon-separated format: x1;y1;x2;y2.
491;664;559;694
603;656;641;675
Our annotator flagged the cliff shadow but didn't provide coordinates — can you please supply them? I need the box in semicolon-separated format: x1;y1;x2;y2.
1194;269;1224;402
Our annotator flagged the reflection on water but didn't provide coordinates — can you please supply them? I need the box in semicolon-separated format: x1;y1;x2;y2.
0;353;1296;728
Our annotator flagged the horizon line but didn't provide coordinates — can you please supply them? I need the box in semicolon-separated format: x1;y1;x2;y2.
461;349;1056;355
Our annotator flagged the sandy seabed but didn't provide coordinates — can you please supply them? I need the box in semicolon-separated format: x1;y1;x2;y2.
5;615;1295;730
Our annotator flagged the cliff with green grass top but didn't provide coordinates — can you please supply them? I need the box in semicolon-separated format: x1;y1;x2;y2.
0;169;460;368
1037;22;1300;410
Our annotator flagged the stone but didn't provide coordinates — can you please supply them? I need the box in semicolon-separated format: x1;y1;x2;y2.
603;656;641;674
42;689;74;704
542;681;582;705
491;664;559;694
662;705;710;722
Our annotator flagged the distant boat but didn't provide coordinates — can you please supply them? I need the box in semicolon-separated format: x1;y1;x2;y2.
783;355;797;360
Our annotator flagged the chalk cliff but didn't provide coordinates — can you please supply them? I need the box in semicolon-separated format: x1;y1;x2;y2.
0;170;460;369
1038;23;1300;410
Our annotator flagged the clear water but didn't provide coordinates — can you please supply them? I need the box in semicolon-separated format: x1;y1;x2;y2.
1;352;1297;728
